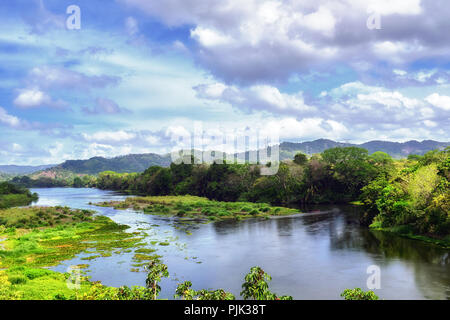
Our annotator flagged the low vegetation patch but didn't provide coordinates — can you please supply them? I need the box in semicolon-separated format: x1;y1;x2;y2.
96;195;301;221
0;206;144;299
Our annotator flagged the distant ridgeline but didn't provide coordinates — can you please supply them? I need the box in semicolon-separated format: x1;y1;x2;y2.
277;139;450;160
0;140;448;184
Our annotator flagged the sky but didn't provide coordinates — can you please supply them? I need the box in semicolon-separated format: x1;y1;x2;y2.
0;0;449;165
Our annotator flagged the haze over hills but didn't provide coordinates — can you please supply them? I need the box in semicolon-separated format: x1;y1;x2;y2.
278;139;450;160
0;164;56;175
1;139;448;177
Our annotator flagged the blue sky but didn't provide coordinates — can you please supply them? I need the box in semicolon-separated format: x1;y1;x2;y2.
0;0;449;165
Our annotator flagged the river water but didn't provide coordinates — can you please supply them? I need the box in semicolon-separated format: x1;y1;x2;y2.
31;188;450;300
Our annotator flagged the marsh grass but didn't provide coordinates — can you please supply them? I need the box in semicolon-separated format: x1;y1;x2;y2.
0;206;146;299
97;195;300;221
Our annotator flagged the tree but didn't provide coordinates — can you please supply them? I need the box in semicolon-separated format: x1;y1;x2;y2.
174;281;235;300
293;152;308;166
322;147;377;200
240;267;292;300
145;262;169;300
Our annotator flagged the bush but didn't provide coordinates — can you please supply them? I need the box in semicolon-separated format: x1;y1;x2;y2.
340;288;379;300
8;275;28;285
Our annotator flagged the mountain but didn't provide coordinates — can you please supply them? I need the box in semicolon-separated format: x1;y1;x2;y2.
52;153;172;175
278;139;449;160
0;164;56;175
7;139;450;178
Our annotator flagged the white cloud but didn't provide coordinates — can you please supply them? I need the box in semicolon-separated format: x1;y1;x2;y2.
195;83;316;115
425;93;450;111
13;88;67;109
266;117;349;141
28;66;119;90
423;120;437;128
365;0;422;15
190;27;233;47
0;107;21;128
119;0;435;83
82;130;136;143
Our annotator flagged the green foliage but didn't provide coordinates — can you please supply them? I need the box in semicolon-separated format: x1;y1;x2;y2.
365;148;450;237
145;261;169;300
240;266;293;300
174;281;235;300
0;182;38;209
340;288;379;300
77;282;154;300
293;152;308;165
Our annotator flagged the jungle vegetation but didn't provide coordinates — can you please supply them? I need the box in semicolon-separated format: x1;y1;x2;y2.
6;146;450;242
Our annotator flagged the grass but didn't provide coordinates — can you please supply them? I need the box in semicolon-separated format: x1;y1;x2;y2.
0;206;94;229
0;206;146;299
96;195;301;221
0;266;92;300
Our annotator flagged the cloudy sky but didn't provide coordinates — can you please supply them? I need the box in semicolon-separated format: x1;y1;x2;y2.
0;0;449;165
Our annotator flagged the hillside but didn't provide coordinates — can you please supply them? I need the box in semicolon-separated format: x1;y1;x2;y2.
52;153;172;175
7;139;450;179
278;139;449;160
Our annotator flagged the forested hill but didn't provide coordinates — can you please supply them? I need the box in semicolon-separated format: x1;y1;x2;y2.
3;139;448;177
279;139;449;160
55;153;172;174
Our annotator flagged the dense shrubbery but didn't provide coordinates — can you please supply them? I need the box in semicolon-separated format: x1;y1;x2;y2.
95;147;392;205
365;148;450;237
0;182;38;209
11;174;96;189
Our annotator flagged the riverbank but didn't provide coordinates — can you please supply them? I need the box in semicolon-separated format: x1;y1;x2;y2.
0;206;144;299
94;195;301;221
369;222;450;249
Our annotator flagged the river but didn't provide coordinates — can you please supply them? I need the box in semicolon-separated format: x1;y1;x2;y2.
31;188;450;300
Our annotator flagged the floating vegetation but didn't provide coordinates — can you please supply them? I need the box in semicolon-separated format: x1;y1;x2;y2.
96;195;301;222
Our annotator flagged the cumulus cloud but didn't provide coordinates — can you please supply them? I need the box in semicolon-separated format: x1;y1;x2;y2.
0;107;21;128
119;0;449;83
13;88;68;109
194;83;316;115
425;93;450;111
266;117;349;141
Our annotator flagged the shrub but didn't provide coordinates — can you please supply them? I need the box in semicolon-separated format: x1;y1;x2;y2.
340;288;379;300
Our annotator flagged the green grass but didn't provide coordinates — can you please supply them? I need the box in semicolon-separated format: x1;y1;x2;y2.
0;206;94;229
96;195;301;221
0;266;92;300
0;206;148;299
